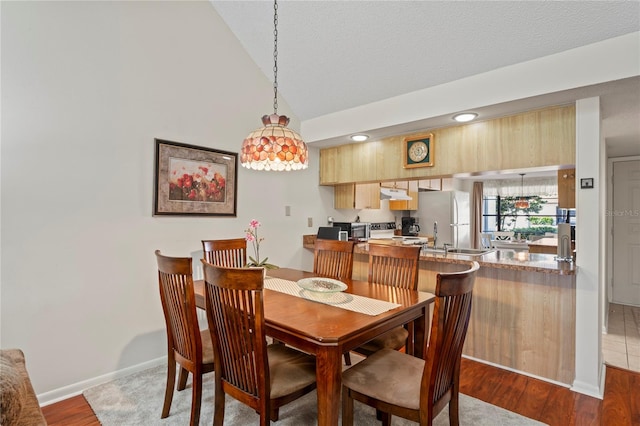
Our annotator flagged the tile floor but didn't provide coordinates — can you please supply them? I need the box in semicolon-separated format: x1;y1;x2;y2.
603;303;640;372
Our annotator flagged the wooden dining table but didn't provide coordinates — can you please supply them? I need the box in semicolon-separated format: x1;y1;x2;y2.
194;267;435;426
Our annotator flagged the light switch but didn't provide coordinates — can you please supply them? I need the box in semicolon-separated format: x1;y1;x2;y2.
307;217;313;227
285;205;291;216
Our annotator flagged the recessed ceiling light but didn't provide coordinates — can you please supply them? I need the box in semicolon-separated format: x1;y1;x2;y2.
453;113;478;123
350;134;369;142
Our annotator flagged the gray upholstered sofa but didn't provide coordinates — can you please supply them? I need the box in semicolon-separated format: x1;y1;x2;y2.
0;349;47;425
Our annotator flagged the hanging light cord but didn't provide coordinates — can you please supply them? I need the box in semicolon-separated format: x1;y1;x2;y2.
272;0;279;114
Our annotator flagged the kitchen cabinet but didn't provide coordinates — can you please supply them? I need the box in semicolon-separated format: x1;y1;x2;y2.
334;183;380;209
388;181;419;210
319;105;575;185
557;168;575;208
320;143;378;185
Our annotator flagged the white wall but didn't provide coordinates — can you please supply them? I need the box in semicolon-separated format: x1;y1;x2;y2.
572;98;604;398
1;1;327;401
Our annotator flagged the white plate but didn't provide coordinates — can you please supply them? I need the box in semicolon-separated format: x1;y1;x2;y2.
297;277;347;293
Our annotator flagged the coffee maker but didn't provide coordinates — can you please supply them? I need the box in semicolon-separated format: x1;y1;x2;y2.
401;217;420;236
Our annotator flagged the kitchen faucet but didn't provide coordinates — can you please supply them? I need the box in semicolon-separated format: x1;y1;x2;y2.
433;221;438;249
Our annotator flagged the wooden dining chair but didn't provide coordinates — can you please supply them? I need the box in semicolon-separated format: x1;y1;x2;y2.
201;238;247;267
155;250;214;426
202;261;317;426
313;239;355;280
345;244;421;365
341;261;480;426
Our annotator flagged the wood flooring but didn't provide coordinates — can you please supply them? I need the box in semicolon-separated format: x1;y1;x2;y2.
42;358;640;425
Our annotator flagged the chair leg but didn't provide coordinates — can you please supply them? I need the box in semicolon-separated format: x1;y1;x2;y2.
380;412;391;426
344;352;352;366
341;386;353;426
449;391;460;426
213;378;225;426
269;407;280;421
177;366;189;391
189;373;202;426
161;360;176;418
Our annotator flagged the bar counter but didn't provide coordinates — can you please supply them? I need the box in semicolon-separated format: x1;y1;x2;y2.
303;235;576;385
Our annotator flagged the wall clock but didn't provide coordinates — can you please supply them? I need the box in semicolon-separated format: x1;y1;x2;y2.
403;134;434;168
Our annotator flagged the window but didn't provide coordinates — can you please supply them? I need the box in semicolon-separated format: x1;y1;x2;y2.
482;194;571;238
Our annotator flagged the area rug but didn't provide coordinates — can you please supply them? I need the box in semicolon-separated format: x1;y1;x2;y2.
84;364;546;425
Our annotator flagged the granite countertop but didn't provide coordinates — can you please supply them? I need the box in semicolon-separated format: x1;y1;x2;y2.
303;235;576;276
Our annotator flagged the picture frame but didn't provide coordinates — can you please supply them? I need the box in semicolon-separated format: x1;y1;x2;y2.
153;139;238;216
403;133;435;168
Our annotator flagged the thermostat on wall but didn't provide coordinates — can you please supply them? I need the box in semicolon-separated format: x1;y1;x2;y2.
580;178;594;189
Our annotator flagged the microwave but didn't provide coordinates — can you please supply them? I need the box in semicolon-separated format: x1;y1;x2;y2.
332;222;371;241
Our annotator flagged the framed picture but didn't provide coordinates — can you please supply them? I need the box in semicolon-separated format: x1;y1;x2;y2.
153;139;238;216
403;133;434;168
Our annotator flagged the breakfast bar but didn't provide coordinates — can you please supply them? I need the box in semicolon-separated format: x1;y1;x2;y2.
304;236;577;385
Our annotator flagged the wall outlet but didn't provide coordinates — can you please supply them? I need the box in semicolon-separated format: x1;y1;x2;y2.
307;217;313;227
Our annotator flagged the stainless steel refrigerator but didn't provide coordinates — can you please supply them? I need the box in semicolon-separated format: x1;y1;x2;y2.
417;190;470;248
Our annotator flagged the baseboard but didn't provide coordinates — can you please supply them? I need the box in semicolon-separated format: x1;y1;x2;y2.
462;355;571;389
38;356;167;406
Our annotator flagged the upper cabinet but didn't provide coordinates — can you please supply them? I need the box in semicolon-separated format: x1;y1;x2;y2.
334;183;380;209
557;168;576;208
319;105;575;185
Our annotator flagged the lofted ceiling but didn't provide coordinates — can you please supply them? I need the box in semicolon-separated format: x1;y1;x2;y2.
211;1;640;157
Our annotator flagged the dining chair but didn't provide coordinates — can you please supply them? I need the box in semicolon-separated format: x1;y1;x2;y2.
344;244;421;365
155;250;214;426
201;238;247;267
341;261;480;426
492;231;514;241
202;261;317;426
479;232;493;249
313;239;355;280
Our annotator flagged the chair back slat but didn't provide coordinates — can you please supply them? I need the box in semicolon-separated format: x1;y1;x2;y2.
155;250;201;366
367;244;420;289
202;239;247;268
313;239;355;280
422;261;479;414
203;262;268;403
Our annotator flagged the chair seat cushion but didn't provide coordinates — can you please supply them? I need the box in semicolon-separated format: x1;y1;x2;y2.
200;329;215;365
267;344;317;399
0;349;47;426
355;327;409;356
342;348;424;410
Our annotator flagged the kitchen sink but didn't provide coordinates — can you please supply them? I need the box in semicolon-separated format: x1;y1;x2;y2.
445;248;494;256
421;247;493;256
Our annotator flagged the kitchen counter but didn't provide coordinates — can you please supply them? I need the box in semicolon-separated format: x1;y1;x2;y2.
304;235;576;275
303;234;576;385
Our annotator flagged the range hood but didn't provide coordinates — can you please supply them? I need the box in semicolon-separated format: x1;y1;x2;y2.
380;187;413;201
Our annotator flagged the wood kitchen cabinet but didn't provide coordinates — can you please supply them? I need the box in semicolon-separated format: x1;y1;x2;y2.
319;105;575;185
334;183;380;209
557;168;575;208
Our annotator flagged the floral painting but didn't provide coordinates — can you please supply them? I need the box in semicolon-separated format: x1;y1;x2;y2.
168;159;226;202
154;139;238;216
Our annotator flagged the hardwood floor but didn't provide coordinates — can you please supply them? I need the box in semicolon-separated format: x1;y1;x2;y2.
42;358;640;425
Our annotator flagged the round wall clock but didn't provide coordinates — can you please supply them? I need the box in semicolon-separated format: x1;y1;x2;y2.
404;134;435;168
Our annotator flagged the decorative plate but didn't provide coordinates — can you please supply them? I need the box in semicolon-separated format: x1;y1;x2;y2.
297;277;347;293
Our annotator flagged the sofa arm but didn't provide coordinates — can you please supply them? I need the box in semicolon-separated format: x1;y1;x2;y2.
0;349;47;426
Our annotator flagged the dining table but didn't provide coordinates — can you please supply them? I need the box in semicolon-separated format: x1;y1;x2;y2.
194;267;435;426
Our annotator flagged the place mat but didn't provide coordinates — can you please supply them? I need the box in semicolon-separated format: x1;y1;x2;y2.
264;277;400;316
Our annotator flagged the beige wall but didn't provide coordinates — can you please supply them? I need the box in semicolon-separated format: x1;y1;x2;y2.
1;1;329;401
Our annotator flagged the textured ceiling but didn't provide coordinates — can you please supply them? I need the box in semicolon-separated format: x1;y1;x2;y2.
211;1;640;156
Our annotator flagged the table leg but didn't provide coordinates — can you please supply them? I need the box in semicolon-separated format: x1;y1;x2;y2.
316;346;342;426
413;307;428;359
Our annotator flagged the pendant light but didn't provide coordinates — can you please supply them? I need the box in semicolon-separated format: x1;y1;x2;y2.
514;173;530;209
240;0;308;171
